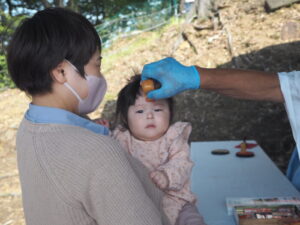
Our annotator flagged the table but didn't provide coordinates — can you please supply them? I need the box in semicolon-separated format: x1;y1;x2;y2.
190;140;300;225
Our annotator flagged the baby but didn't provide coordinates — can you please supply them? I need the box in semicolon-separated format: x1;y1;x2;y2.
110;74;200;225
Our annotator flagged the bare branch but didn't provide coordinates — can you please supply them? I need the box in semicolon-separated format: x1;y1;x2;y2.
182;32;198;54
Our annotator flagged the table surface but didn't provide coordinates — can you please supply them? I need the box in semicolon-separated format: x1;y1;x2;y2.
190;140;300;225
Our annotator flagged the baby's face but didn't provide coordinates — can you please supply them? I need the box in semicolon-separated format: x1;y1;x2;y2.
127;95;170;141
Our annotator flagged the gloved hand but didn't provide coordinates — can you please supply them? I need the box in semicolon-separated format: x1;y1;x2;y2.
141;57;200;99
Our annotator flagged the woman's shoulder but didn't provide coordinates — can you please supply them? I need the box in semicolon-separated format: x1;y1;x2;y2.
54;123;118;145
61;124;123;155
20;121;125;163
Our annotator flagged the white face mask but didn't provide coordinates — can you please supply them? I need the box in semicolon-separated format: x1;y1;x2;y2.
64;60;107;115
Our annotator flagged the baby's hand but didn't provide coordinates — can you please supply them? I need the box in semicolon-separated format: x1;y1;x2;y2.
150;170;169;190
93;118;110;128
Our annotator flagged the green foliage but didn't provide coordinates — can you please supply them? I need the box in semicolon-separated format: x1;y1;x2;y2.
96;1;177;47
0;55;14;89
2;0;159;25
0;0;179;89
0;10;26;90
1;11;27;50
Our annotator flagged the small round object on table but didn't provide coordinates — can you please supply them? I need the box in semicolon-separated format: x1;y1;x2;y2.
211;149;230;155
236;151;255;157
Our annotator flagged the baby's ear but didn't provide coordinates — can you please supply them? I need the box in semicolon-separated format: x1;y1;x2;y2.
51;61;67;84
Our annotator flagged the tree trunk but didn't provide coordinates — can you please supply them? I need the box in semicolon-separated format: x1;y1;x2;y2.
5;0;13;16
93;0;104;24
54;0;65;7
179;0;185;14
102;1;106;20
67;0;79;12
40;0;52;8
195;0;215;20
170;0;177;16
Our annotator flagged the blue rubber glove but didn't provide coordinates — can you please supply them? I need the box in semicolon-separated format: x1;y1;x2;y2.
141;57;200;99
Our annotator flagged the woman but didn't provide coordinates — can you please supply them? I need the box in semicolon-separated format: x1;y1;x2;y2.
7;7;169;225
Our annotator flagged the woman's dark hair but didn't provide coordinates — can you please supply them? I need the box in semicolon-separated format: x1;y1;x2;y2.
115;74;173;130
7;7;101;95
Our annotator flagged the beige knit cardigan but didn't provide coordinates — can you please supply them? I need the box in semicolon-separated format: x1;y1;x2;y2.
16;119;170;225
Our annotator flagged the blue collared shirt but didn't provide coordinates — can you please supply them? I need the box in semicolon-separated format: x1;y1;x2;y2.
287;147;300;192
25;104;109;135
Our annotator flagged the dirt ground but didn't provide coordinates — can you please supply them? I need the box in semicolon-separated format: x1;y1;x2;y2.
1;0;300;224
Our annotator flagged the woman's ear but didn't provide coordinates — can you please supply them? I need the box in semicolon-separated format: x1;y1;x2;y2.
51;61;67;84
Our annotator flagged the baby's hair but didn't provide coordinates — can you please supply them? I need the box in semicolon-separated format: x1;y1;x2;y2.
114;74;173;130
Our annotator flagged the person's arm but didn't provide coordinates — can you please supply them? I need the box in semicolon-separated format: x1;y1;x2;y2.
83;138;164;225
197;67;284;102
151;123;193;191
141;57;284;102
154;145;193;192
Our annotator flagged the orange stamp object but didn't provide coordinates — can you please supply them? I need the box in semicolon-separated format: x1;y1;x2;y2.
141;79;155;94
236;139;254;158
141;79;156;102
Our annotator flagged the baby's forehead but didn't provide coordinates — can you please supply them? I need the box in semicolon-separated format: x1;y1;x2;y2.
134;95;168;106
